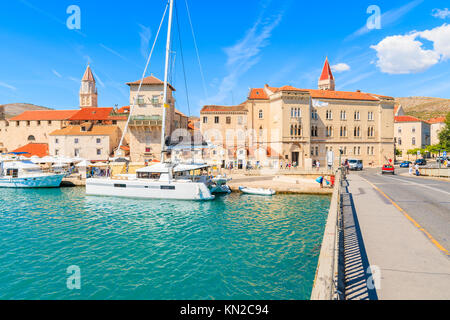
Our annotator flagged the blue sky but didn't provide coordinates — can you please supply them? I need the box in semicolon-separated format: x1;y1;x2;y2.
0;0;449;116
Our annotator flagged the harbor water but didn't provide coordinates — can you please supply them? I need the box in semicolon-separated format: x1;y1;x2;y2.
0;187;330;300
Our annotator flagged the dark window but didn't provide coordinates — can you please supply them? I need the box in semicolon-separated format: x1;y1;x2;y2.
214;116;219;124
114;184;127;188
160;186;175;190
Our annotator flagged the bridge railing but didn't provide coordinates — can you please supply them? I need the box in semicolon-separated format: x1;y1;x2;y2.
311;168;344;300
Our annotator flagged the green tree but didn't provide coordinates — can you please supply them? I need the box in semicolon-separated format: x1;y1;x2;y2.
438;112;450;151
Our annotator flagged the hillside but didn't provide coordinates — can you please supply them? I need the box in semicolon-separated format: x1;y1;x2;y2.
0;103;51;119
395;97;450;120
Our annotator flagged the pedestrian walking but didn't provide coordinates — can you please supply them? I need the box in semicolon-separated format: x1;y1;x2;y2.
316;160;320;171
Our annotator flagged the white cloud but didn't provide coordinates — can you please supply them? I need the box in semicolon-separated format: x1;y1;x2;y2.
419;24;450;60
432;8;450;19
52;69;62;78
68;77;79;83
138;24;151;59
93;71;105;88
371;24;450;74
331;63;350;73
203;13;283;105
0;82;17;90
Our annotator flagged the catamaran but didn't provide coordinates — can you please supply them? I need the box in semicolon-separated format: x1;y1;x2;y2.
0;159;65;188
85;0;217;201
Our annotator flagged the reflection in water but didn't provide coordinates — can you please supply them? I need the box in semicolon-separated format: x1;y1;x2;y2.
0;187;330;300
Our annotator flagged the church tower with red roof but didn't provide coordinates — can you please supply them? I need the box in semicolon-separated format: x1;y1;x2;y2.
318;57;335;91
79;65;98;108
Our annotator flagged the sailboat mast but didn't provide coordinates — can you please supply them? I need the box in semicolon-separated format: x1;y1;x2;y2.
160;0;174;163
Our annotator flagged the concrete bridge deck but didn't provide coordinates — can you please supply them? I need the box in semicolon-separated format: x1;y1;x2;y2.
343;169;450;300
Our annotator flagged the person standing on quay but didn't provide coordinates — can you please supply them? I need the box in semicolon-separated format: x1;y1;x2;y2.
316;160;320;171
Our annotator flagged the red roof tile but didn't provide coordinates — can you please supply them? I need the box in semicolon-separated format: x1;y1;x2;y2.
68;107;114;121
201;103;247;113
117;106;130;113
308;89;381;101
10;110;78;121
319;57;334;81
395;116;423;123
12;143;49;158
428;117;446;124
50;125;119;136
248;88;269;100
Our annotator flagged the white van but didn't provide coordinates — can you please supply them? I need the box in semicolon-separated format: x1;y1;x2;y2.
348;159;363;171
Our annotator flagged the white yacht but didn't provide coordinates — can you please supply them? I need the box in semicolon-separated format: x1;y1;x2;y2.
85;0;219;201
0;160;65;188
86;162;215;201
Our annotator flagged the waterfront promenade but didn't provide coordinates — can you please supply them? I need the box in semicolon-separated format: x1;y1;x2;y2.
344;169;450;299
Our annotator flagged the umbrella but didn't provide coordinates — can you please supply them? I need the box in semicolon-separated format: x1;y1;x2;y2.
76;160;93;167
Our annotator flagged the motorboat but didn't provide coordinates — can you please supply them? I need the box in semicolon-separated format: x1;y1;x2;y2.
0;160;65;188
239;186;276;196
209;175;231;194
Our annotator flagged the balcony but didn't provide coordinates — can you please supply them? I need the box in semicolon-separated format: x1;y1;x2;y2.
129;115;162;128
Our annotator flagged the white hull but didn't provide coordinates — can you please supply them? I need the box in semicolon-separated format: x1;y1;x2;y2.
86;178;215;201
239;187;276;196
0;174;65;188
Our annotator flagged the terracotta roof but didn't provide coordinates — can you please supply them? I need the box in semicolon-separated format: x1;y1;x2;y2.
126;75;176;91
248;85;387;101
395;116;424;123
175;109;187;117
68;107;114;121
201;103;247;113
308;89;381;101
10;110;78;121
117;106;130;113
248;88;269;100
120;145;130;151
319;57;334;81
428;117;446;124
12;143;49;158
82;65;95;82
50;125;119;136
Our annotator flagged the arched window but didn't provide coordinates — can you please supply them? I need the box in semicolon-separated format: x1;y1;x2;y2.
298;125;302;136
28;135;36;142
290;125;294;136
294;125;298;136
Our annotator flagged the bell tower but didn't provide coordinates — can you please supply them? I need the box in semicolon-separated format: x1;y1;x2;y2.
318;57;335;91
79;65;98;108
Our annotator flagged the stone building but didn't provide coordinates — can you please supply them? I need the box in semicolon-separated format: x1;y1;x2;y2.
394;116;430;159
428;117;446;146
200;58;395;168
124;75;188;162
0;66;128;159
49;124;120;161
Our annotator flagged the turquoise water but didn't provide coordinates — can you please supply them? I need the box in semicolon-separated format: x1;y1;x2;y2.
0;187;330;300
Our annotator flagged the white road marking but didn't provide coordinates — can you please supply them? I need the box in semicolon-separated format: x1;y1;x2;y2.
380;175;450;196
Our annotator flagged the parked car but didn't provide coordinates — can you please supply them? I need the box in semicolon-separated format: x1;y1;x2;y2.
399;161;412;168
414;159;427;166
348;159;363;171
382;165;395;175
436;157;449;164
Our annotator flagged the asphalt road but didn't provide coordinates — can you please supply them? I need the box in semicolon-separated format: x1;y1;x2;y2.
356;167;450;252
